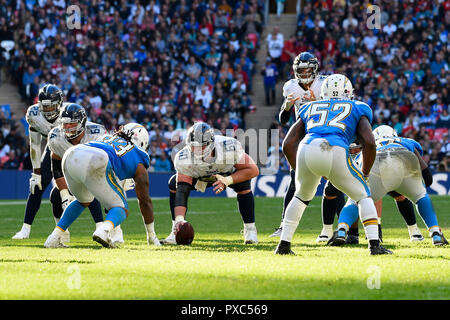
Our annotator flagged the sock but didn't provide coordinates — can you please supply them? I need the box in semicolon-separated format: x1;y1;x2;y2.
88;199;104;223
244;222;256;230
407;224;421;236
95;222;103;230
337;203;359;232
416;195;439;232
169;191;176;221
395;198;416;225
105;207;127;229
57;200;85;231
335;192;345;217
322;196;338;225
358;198;379;241
322;224;333;235
22;223;31;232
144;221;156;239
237;192;255;224
50;187;63;219
24;190;45;225
281;170;296;223
280;197;308;242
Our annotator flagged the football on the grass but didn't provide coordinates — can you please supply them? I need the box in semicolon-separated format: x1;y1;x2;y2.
175;221;195;245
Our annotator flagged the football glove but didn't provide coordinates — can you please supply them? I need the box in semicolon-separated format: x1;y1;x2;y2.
29;173;42;194
60;189;75;211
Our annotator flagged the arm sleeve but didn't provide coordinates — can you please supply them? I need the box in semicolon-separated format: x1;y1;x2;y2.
29;129;42;170
279;103;292;124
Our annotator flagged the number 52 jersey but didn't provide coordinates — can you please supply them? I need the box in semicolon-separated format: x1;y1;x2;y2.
298;99;373;149
86;134;150;180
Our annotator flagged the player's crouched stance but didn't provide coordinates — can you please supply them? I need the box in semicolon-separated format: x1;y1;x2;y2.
274;74;392;256
161;122;260;245
44;123;160;248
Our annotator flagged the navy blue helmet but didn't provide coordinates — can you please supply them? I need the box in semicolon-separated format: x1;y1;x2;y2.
38;84;64;121
293;52;319;84
186;122;215;160
59;103;87;140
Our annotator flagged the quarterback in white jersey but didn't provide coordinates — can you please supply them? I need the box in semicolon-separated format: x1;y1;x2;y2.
12;84;67;240
271;52;347;244
161;122;260;245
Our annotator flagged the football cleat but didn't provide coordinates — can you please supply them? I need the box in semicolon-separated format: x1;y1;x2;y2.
370;245;393;255
110;225;124;245
345;234;359;245
243;225;258;244
160;232;177;245
327;229;347;246
274;241;295;255
431;232;449;246
316;227;333;243
410;234;424;242
269;227;282;238
44;233;68;248
12;226;30;240
61;229;70;244
92;228;115;248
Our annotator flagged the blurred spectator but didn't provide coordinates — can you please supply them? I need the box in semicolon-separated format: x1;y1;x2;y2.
154;152;172;172
1;0;267;171
261;58;278;106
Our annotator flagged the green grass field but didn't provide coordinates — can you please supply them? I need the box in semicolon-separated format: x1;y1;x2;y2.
0;196;449;300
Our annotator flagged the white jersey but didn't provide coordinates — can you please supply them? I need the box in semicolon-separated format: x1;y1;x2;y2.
48;122;107;159
26;103;71;137
174;135;245;182
282;75;327;119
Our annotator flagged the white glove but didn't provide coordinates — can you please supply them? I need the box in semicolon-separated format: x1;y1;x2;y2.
29;173;42;194
121;179;135;191
60;189;75;211
214;174;233;187
148;235;161;246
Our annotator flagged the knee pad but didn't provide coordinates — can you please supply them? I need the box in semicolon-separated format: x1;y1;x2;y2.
358;197;378;222
168;174;177;192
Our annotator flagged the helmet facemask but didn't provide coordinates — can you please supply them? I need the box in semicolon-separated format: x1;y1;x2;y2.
61;116;85;140
39;99;61;121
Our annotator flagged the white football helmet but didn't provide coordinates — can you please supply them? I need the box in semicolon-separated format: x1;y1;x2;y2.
320;74;354;100
122;123;149;151
372;125;398;142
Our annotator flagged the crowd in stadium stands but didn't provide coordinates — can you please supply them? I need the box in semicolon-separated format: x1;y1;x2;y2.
0;0;449;173
264;0;450;173
0;0;264;171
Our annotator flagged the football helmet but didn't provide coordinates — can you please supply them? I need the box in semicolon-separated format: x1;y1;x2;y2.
185;122;215;160
293;52;319;84
320;74;354;100
122;123;149;151
372;125;398;141
59;103;87;140
38;84;64;121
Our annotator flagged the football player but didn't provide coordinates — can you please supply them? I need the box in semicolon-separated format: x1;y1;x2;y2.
161;122;260;245
12;84;68;239
329;125;447;246
275;74;392;255
47;103;113;244
45;123;160;248
271;52;346;243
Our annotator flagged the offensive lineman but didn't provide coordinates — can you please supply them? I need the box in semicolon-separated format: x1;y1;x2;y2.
329;125;448;246
272;52;346;243
47;103;119;244
45;123;160;248
161;122;260;245
275;74;391;255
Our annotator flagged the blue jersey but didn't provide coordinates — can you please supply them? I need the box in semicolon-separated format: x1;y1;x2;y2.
86;135;150;180
298;99;373;149
376;137;423;156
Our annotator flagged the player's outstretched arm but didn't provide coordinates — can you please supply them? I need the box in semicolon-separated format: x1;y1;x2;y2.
282;118;305;170
279;93;299;124
134;163;154;224
51;152;74;209
134;163;160;245
356;116;376;176
414;149;433;187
